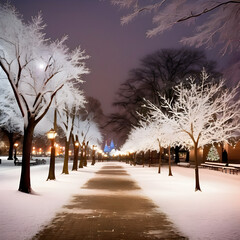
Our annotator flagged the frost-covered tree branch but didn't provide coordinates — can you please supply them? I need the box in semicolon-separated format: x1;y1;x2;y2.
110;0;240;55
0;3;89;193
145;69;240;190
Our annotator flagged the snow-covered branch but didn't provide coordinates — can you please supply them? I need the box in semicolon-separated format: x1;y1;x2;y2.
148;70;240;148
110;0;240;55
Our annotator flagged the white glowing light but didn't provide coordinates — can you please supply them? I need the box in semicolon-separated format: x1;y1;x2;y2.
38;63;45;70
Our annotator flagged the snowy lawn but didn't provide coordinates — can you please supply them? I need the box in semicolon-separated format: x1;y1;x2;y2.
0;159;239;240
0;156;103;240
125;163;240;240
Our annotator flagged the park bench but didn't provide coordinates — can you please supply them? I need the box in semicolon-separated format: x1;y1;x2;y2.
229;164;240;170
222;166;238;175
201;162;239;175
14;159;46;166
35;159;47;165
201;163;222;171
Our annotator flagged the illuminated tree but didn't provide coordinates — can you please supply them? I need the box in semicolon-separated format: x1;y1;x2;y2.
207;146;220;162
146;70;240;191
110;0;240;54
74;117;103;167
110;48;218;145
0;4;88;193
110;0;240;82
121;117;180;175
56;83;86;174
0;73;23;159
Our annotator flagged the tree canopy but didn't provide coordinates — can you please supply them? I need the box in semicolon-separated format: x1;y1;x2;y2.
108;48;219;145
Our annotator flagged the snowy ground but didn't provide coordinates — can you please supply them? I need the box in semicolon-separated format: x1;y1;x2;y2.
0;156;102;240
125;164;240;240
0;157;239;240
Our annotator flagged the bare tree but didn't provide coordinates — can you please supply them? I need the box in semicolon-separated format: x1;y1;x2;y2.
56;83;86;174
84;96;106;125
110;0;240;54
110;0;240;83
109;48;219;145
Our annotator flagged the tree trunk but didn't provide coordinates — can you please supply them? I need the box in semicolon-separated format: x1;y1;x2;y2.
148;150;151;167
133;152;136;166
158;148;162;174
84;142;88;167
7;132;14;160
18;119;35;193
168;146;173;176
72;143;79;171
79;143;84;168
142;151;145;167
194;143;201;191
91;149;95;166
62;137;70;174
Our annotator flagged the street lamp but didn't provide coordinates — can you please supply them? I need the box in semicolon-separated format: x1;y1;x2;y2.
14;143;18;159
14;143;18;164
47;128;56;180
91;145;96;165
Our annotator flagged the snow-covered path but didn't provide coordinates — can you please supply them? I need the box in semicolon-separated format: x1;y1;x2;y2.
0;158;239;240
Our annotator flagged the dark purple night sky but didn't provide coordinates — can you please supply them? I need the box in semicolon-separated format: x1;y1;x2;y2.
6;0;223;114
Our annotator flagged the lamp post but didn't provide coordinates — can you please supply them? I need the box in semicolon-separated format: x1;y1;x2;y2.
47;128;56;180
91;145;96;165
72;141;79;171
14;143;18;160
13;143;18;165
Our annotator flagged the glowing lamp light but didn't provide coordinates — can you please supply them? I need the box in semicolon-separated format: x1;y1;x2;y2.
32;146;36;154
75;142;79;147
47;128;57;140
14;142;19;161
